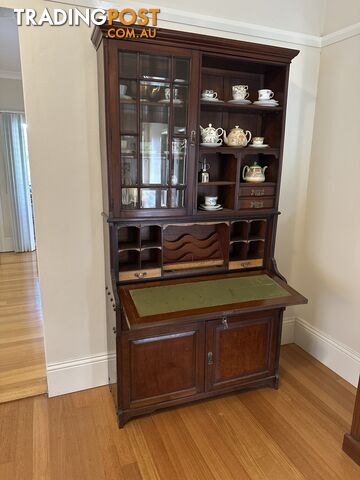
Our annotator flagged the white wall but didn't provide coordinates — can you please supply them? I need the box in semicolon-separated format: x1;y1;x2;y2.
0;0;321;395
0;78;24;251
323;0;360;35
292;33;360;385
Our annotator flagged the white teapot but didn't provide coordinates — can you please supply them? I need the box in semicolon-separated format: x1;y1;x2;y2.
200;124;224;144
242;161;267;183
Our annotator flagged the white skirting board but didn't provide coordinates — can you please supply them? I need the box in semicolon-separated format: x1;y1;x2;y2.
46;317;359;396
293;317;360;387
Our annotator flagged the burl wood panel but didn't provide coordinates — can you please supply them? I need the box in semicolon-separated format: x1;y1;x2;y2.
126;323;204;408
207;312;277;391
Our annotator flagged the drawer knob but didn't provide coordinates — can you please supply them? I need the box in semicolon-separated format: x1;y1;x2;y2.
222;317;228;329
135;272;147;278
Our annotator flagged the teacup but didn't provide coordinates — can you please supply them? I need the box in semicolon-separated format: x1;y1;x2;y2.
204;196;218;206
119;84;127;96
233;91;249;100
202;89;218;99
258;89;274;100
233;85;248;95
165;87;179;100
252;136;264;145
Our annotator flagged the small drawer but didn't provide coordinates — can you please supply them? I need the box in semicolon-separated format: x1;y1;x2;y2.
239;197;274;210
239;185;275;197
229;259;264;270
119;268;161;282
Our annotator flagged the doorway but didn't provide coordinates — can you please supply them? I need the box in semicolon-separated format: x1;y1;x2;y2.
0;7;47;402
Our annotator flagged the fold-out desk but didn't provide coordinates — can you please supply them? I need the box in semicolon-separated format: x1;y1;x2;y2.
116;271;307;426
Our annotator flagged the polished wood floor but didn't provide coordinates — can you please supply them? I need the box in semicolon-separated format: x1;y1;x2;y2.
0;344;358;479
0;251;47;403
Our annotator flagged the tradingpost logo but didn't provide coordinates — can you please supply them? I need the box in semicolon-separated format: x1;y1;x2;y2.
14;7;160;39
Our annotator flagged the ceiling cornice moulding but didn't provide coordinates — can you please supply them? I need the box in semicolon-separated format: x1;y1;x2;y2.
46;0;360;48
46;0;321;48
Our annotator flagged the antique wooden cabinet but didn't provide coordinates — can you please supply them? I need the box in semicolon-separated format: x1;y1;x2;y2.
92;25;307;427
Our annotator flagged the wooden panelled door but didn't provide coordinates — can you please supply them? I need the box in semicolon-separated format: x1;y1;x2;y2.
122;322;205;409
205;311;280;391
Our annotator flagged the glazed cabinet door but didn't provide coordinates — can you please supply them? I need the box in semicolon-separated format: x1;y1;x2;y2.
108;41;200;217
121;322;205;409
206;310;281;391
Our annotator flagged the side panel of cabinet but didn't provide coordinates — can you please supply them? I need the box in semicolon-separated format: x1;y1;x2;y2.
206;310;281;391
121;322;205;409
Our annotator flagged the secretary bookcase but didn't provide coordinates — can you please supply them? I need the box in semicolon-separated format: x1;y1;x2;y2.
92;24;307;426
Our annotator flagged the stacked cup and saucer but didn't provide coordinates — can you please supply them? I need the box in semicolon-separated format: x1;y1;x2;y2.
228;85;251;105
201;89;223;102
199;196;223;212
253;89;279;107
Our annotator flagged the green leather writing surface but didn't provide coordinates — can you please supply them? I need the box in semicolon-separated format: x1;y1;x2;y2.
130;274;290;317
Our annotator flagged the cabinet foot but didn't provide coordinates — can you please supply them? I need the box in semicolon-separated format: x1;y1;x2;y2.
117;410;126;429
274;373;280;389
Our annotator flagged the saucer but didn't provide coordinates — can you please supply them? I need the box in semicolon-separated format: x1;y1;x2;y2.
199;204;223;211
201;97;223;102
120;94;133;100
158;99;183;104
227;99;251;104
200;142;223;147
253;100;279;107
249;144;269;148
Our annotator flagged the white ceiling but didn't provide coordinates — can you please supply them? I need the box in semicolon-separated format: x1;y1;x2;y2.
0;8;21;79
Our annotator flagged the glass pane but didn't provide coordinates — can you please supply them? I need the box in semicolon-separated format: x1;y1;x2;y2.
121;135;137;188
119;79;136;100
169;189;185;208
121;188;138;209
120;104;137;133
119;51;137;77
171;139;187;186
173;86;188;134
140;80;164;103
174;58;189;83
141;103;169;185
140;189;167;208
140;54;170;80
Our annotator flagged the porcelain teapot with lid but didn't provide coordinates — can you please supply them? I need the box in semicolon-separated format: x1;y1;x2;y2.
242;161;267;183
200;123;224;144
223;126;251;147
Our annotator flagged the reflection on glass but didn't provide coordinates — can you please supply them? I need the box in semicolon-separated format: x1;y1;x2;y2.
140;81;165;103
120;104;137;133
169;189;185;208
121;135;137;188
119;79;136;100
174;58;190;83
141;104;169;185
173;86;188;134
172;139;187;186
140;189;167;208
119;51;137;77
140;54;170;80
122;188;138;209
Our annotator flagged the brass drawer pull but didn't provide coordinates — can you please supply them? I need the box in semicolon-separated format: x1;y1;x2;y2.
135;272;147;278
251;189;265;197
250;201;264;209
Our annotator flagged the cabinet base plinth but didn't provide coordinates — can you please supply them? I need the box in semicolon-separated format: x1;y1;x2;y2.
118;374;277;428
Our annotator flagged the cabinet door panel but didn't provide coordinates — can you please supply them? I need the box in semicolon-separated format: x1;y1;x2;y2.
206;311;279;391
123;323;204;408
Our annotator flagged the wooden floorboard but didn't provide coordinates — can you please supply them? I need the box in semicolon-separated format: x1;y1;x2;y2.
0;344;358;479
0;251;47;403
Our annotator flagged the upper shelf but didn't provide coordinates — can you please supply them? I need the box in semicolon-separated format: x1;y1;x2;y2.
200;101;283;113
199;146;280;157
